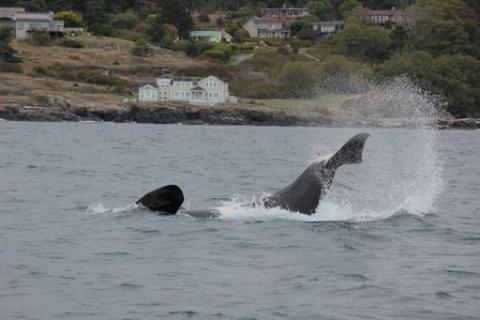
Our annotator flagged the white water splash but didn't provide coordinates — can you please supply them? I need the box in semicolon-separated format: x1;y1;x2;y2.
85;203;140;215
217;77;444;222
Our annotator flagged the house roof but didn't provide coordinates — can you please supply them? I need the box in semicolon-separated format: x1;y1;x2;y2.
139;84;157;90
15;12;53;21
190;30;222;37
191;86;205;91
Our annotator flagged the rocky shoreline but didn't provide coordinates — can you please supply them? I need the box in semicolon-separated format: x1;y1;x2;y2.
1;101;479;129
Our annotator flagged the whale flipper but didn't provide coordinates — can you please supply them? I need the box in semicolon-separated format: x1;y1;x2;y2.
136;185;184;214
264;132;369;214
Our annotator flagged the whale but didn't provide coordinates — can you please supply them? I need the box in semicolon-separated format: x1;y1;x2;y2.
136;132;370;217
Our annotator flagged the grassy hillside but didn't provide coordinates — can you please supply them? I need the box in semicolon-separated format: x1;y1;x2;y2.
0;36;202;106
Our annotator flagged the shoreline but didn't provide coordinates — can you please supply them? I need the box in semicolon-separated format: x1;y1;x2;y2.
0;104;479;129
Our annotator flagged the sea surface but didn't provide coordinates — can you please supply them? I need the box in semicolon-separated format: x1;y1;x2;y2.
0;122;479;320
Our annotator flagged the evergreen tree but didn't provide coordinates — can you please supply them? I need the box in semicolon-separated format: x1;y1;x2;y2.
159;0;193;39
0;27;21;63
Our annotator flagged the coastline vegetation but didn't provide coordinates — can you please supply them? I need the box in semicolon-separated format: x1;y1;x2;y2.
1;0;479;117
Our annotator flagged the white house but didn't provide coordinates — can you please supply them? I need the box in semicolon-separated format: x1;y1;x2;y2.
313;21;343;37
262;5;311;19
0;7;64;39
243;18;291;38
189;29;233;43
139;76;233;105
366;8;405;24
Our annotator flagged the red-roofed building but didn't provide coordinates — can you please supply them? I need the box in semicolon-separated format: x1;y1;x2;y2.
367;8;405;24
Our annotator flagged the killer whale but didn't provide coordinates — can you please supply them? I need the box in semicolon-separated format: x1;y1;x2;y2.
136;132;369;217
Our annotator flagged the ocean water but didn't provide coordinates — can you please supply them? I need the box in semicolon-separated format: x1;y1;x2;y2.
0;122;479;320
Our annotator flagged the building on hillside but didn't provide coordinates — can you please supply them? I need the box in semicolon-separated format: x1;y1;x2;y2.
0;7;64;39
243;18;291;38
366;8;405;24
313;21;343;37
138;76;234;105
262;4;311;19
189;29;232;43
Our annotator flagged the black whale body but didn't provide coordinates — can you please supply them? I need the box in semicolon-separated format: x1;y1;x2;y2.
136;133;370;217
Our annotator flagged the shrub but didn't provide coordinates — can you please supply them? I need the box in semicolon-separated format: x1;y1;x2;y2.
198;13;210;23
202;49;228;62
31;31;51;46
33;65;48;75
62;38;84;48
278;61;324;98
336;23;392;60
181;40;212;57
0;27;21;62
111;10;139;29
231;80;284;99
131;40;153;57
0;62;22;73
54;10;82;28
233;28;250;43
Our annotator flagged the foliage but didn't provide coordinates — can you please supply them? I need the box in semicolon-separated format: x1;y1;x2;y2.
0;61;22;73
375;52;480;117
409;0;479;56
289;20;309;36
111;10;139;29
232;80;284;99
33;63;131;92
131;40;153;56
54;10;82;28
180;40;213;57
278;61;324;98
0;27;21;63
306;0;334;19
202;49;231;63
337;0;363;18
62;37;83;48
297;25;317;40
336;23;391;60
148;14;166;44
21;0;46;11
30;31;52;46
233;28;250;43
198;13;210;23
158;0;193;39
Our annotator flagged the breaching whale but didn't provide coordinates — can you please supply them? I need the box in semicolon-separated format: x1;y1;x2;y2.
136;132;369;217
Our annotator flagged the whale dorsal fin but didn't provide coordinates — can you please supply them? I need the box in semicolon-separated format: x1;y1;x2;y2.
325;132;369;170
136;185;184;215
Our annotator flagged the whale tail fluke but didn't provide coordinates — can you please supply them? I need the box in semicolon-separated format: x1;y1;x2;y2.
136;185;184;214
325;132;370;171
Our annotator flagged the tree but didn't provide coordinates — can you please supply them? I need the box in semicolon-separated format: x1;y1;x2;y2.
278;61;324;98
21;0;46;11
289;20;309;36
159;0;193;39
306;0;333;19
336;23;392;60
131;39;153;56
54;10;82;28
83;0;112;35
111;10;139;29
337;0;363;18
0;27;21;63
409;0;478;55
148;14;166;44
375;52;480;117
